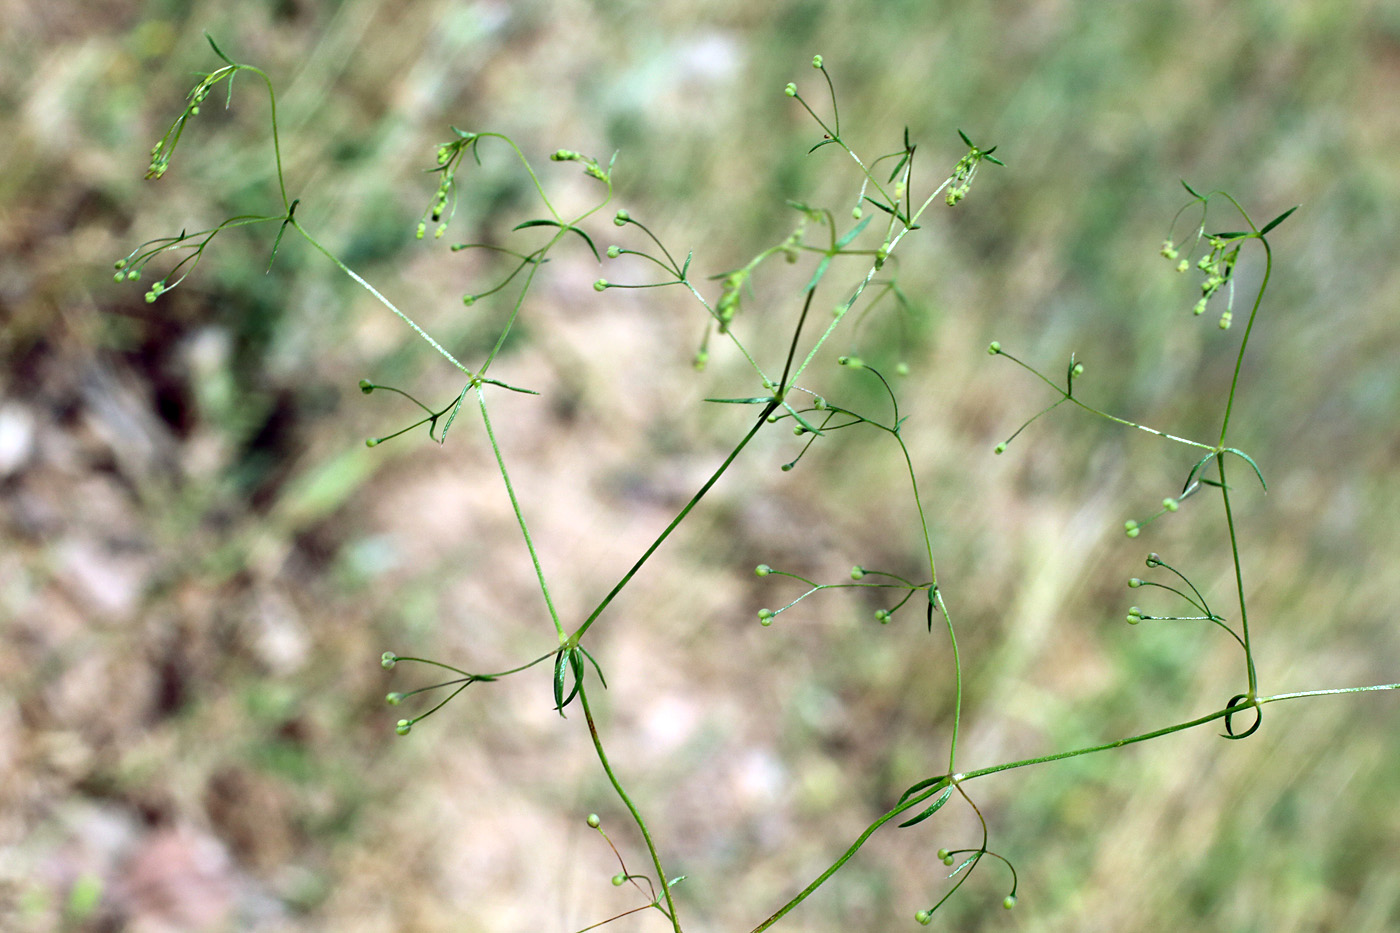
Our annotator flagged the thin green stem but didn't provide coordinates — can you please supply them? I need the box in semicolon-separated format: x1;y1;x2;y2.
292;219;470;374
1216;456;1257;695
570;401;778;645
477;386;564;638
579;681;681;933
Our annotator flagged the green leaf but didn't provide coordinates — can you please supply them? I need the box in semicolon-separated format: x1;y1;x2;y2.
704;396;774;405
1259;205;1299;236
786;404;824;436
1223;447;1267;490
1181;179;1202;198
1183;452;1214;494
681;250;692;278
897;774;949;806
439;386;469;445
552;649;568;717
1209;230;1250;240
512;219;601;262
957;128;972;147
267;199;299;272
808;138;838;154
887;151;910;183
1222;693;1262;740
580;646;607;689
803;255;832;293
835;214;873;250
204;33;236;66
898;784;955;828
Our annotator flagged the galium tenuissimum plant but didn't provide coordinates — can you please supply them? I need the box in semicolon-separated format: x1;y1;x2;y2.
119;38;1397;930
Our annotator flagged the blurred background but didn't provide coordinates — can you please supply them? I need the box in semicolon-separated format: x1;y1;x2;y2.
3;0;1399;930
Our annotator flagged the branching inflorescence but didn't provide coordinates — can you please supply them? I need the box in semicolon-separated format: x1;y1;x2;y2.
120;40;1396;930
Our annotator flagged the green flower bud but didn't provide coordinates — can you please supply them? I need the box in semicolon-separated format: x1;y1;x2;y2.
987;341;1001;354
1162;498;1179;512
994;442;1007;455
586;813;601;828
1128;578;1142;588
852;205;863;220
757;608;775;624
614;209;630;226
612;874;626;886
395;719;412;735
1177;259;1190;273
1003;895;1017;910
593;279;608;292
850;566;866;580
936;848;951;860
784;82;797;97
755;564;772;577
812;55;823;68
381;651;398;669
606;245;621;258
895;362;910;376
1124;520;1140;538
1072;362;1085;377
385;692;402;706
874;609;890;623
915;910;932;925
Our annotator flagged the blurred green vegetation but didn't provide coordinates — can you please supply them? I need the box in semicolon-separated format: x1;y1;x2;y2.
2;1;1398;931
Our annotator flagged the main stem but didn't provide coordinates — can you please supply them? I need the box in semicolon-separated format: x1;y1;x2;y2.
579;682;681;932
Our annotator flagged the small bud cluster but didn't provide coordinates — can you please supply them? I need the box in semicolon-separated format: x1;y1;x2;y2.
944;132;1001;206
549;148;611;183
1174;234;1240;329
420;130;479;239
716;271;747;332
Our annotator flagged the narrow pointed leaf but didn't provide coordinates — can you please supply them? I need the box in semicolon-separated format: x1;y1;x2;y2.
808;138;838;154
552;649;568;717
957;128;972;147
1183;452;1214;494
512;219;601;262
803;255;832;293
439;386;469;445
898;784;955;828
898;775;949;806
704;396;774;405
1209;230;1250;240
835;214;874;249
1181;179;1202;198
786;404;824;436
205;33;236;65
580;646;607;689
1259;205;1299;236
887;152;910;183
1224;447;1267;490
